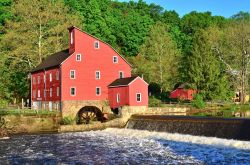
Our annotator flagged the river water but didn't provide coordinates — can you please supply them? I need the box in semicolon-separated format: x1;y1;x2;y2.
0;128;250;164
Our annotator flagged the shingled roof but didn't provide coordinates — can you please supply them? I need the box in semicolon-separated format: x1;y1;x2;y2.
108;76;138;87
31;49;70;73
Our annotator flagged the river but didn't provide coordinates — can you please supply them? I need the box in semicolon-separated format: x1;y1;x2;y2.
0;128;250;164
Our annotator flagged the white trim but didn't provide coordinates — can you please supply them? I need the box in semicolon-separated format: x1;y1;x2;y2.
70;70;76;79
119;71;124;78
37;90;40;98
136;93;142;102
70;31;73;44
70;87;76;96
113;56;118;63
96;87;101;96
49;73;52;82
95;71;100;80
76;54;81;61
117;93;120;103
50;88;52;97
56;87;59;97
128;76;149;86
94;41;100;49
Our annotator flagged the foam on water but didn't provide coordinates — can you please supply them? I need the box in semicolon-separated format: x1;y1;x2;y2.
103;128;250;150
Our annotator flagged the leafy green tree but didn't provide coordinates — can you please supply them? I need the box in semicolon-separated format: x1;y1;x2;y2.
137;22;180;93
187;27;232;100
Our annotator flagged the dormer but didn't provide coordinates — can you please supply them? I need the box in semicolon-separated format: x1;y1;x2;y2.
68;26;75;54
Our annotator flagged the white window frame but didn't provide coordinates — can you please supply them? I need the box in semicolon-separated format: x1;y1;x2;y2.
136;93;142;102
113;56;118;63
44;89;46;97
70;87;76;96
117;93;120;103
94;41;99;49
50;88;52;97
38;90;40;98
70;70;76;79
119;71;124;78
33;90;36;98
56;71;59;80
50;73;52;82
95;71;100;79
70;31;73;44
57;87;59;97
33;77;36;85
37;76;40;84
96;87;101;96
76;54;81;61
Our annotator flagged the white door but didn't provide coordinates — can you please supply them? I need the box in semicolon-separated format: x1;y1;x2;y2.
49;102;52;111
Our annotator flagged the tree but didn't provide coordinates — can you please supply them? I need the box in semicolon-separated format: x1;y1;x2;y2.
0;0;81;102
213;19;250;103
187;27;232;100
137;22;180;93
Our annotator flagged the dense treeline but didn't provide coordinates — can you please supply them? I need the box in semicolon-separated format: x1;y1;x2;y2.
0;0;249;104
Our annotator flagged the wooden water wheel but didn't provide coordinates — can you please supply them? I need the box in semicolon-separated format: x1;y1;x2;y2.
77;106;104;124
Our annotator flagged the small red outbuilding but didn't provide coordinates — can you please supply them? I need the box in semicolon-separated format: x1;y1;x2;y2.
108;76;148;109
169;84;197;101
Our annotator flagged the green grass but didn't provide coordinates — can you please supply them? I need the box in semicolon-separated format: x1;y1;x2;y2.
0;109;59;116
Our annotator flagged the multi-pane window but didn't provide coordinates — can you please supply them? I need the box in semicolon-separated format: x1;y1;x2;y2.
95;71;100;79
56;71;59;80
113;56;118;63
33;77;36;85
96;87;101;95
37;90;40;98
37;76;40;84
50;73;52;82
50;88;52;97
76;54;81;61
70;70;75;79
136;93;141;102
33;90;36;98
44;90;46;98
117;93;120;103
57;87;59;97
70;87;76;96
94;41;99;49
119;71;124;78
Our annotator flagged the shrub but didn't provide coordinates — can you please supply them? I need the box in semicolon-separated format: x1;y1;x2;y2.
60;116;75;125
149;96;162;107
0;100;8;109
191;94;205;109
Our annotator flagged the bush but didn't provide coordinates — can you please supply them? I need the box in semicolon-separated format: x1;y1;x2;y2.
0;100;8;109
60;116;75;125
149;96;162;107
191;94;205;109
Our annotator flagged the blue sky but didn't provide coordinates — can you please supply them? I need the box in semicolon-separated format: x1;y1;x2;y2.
120;0;250;18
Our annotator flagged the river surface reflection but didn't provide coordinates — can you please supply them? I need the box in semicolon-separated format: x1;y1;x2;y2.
0;128;250;164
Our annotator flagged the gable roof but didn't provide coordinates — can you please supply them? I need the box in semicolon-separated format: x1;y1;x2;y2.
108;76;148;87
108;77;137;87
68;26;132;67
31;49;70;73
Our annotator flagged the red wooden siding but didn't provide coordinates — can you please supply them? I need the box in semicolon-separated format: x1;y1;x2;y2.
170;88;197;101
31;68;60;102
61;27;131;101
108;86;129;108
128;78;148;106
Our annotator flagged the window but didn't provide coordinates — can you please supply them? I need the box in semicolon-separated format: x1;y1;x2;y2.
119;71;124;78
136;93;141;102
44;74;46;83
70;70;75;79
50;88;52;97
117;93;120;103
37;76;40;84
56;71;59;80
38;90;40;98
113;56;118;63
57;87;59;97
70;87;76;96
94;41;99;49
44;90;46;97
33;77;36;85
50;73;52;82
33;90;36;98
95;71;100;79
96;87;101;96
70;31;73;44
76;54;81;61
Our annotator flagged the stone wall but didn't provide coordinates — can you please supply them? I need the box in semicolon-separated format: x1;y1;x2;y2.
61;100;112;118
